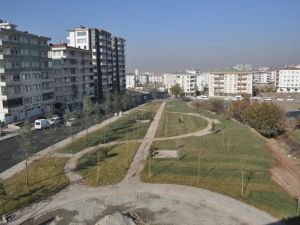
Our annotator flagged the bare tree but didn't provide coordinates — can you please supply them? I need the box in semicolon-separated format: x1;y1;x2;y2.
82;95;94;147
17;119;36;188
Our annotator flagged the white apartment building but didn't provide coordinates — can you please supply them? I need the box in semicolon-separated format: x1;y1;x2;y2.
253;71;275;84
0;20;54;123
208;72;253;97
276;69;300;93
163;73;196;96
50;44;94;111
185;69;208;92
126;74;136;88
148;74;163;84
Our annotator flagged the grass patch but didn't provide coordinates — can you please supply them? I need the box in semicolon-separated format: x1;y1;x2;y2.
156;112;208;137
0;157;69;215
166;100;219;119
138;101;162;112
142;116;297;218
77;142;140;186
61;105;157;153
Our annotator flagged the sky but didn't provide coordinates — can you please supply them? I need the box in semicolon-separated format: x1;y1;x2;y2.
1;0;300;73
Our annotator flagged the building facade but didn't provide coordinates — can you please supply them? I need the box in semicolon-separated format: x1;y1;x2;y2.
163;73;196;96
67;26;125;102
50;44;94;111
0;20;54;123
125;74;136;89
276;69;300;93
208;72;253;97
253;71;275;84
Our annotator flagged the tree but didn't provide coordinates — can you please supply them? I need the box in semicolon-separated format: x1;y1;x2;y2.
122;93;132;111
244;102;285;137
82;95;94;146
105;93;114;114
209;99;226;115
294;118;300;129
228;100;250;123
170;83;183;98
112;91;122;113
17;119;36;187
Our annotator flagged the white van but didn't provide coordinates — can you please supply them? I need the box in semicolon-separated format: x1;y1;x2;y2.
34;119;49;130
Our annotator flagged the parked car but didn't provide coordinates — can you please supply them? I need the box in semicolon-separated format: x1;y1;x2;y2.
65;117;80;127
276;98;284;101
48;117;64;127
197;95;209;100
234;95;243;101
287;98;294;101
34;119;49;130
263;97;272;101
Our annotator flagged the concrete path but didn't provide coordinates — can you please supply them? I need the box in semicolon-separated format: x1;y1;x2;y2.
154;112;219;141
122;102;166;184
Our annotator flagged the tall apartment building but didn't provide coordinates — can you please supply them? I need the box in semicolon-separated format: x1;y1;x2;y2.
208;72;253;97
163;73;196;96
67;26;125;102
126;74;136;88
49;44;94;111
112;37;126;92
276;68;300;93
0;20;54;123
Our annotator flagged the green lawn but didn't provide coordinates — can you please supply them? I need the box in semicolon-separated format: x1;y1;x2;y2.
0;157;69;215
138;101;162;112
156;112;208;137
77;142;140;186
166;99;219;119
61;104;157;153
142;114;297;218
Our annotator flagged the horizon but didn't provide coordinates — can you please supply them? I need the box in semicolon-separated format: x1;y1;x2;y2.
1;0;300;73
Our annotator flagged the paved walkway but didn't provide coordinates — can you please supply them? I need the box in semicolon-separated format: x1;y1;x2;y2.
154;112;219;141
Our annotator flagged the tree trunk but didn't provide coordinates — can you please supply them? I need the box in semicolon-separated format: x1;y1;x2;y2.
25;159;29;188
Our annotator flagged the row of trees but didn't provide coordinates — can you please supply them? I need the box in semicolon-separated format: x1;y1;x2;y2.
192;99;285;137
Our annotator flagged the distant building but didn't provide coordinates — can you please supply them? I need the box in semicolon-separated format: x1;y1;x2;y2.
50;43;94;111
253;71;275;84
276;68;300;93
134;69;140;76
0;20;54;123
148;74;163;84
233;64;252;71
163;73;196;96
208;72;253;97
126;74;136;89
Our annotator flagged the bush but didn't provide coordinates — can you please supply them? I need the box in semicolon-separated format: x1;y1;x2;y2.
209;99;226;115
244;102;285;137
228;100;250;123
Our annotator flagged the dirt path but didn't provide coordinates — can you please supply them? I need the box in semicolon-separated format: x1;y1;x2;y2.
266;140;300;198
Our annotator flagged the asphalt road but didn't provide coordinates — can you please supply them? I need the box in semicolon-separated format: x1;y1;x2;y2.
0;124;85;173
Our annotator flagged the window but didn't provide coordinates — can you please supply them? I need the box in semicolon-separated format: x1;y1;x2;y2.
77;38;87;43
77;31;86;36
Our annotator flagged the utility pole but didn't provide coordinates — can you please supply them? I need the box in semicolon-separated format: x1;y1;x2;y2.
96;151;100;184
241;158;244;196
297;196;300;216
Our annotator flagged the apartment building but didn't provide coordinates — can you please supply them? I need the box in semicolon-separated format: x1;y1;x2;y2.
208;72;253;97
50;44;94;111
112;37;126;92
163;73;196;96
148;74;163;84
67;26;125;101
0;20;54;123
276;68;300;93
126;74;136;88
253;71;276;84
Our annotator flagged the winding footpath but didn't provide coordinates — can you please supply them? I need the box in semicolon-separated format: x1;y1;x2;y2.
8;101;281;225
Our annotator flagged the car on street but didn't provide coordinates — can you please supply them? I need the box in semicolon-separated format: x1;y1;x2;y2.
197;95;209;100
287;98;294;101
276;98;284;101
65;117;80;127
34;119;49;130
48;117;64;127
263;97;272;101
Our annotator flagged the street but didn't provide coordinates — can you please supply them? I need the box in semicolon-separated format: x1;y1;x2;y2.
0;125;84;173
